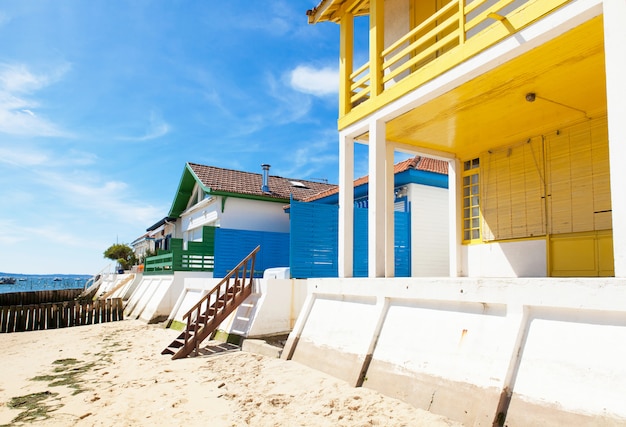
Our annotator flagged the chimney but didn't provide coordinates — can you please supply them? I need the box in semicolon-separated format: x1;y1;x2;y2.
261;164;271;193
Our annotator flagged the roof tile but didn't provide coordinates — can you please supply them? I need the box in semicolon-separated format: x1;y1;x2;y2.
188;163;336;202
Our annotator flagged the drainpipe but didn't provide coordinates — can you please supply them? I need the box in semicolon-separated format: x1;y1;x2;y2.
261;164;271;193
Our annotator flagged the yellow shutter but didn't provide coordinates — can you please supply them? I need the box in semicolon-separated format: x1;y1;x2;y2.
482;137;545;241
546;117;611;234
591;118;612;230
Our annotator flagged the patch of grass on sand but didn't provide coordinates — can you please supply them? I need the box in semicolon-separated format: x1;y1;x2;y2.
4;391;60;424
92;351;113;363
30;358;95;395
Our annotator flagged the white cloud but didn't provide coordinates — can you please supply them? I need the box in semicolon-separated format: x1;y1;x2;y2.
212;72;313;139
0;145;48;166
0;62;70;93
0;62;71;136
289;65;338;97
0;219;24;245
35;170;164;226
120;111;171;141
0;146;96;168
278;128;339;181
0;108;67;136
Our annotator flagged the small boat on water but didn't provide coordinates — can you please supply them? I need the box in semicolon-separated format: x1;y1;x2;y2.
0;277;16;285
53;277;62;282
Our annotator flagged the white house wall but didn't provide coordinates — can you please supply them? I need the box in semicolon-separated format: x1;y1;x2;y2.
462;239;547;277
408;183;449;276
219;197;289;232
179;196;289;244
181;198;220;241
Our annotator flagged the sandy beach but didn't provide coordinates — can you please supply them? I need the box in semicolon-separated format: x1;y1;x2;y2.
0;320;461;426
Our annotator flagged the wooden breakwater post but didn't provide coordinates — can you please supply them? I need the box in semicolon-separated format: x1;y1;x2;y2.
0;298;124;333
0;289;84;306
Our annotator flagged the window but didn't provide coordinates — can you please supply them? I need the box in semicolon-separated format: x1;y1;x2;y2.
463;158;480;242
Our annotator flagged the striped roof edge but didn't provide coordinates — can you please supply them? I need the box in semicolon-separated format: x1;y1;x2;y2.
301;156;448;202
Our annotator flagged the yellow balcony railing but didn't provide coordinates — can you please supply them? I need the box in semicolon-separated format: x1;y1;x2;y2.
340;0;571;127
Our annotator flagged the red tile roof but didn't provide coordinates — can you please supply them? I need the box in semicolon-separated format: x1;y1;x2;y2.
302;156;448;202
187;163;336;202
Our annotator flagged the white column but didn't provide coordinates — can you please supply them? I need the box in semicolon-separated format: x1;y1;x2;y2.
385;144;395;277
604;0;626;278
339;131;354;278
448;158;462;277
369;119;387;278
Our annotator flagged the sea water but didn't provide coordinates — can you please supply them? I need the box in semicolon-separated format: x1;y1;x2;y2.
0;274;91;294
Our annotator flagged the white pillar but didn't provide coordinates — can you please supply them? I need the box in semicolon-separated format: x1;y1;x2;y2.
339;132;354;278
385;143;395;277
448;158;462;277
604;0;626;278
369;119;387;278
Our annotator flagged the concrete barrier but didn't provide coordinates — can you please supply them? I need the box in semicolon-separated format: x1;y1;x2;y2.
282;277;626;426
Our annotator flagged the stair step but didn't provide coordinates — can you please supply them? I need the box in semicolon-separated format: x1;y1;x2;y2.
163;245;260;359
169;340;185;349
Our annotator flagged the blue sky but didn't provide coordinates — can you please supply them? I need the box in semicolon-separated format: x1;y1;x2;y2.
0;1;379;274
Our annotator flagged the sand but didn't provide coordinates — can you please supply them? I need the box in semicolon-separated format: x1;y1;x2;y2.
0;320;461;426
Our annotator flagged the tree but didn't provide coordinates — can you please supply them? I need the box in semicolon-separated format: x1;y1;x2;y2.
103;243;136;271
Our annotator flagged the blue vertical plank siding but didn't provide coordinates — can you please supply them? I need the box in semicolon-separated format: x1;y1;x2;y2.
214;228;289;277
290;201;339;278
354;209;411;277
353;207;369;277
289;200;411;278
394;211;411;277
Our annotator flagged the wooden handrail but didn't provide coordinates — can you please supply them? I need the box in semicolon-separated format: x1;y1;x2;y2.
381;0;458;58
182;245;259;321
176;245;260;358
341;0;568;120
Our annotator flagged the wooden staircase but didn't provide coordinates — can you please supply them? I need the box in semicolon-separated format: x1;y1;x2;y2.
161;245;260;360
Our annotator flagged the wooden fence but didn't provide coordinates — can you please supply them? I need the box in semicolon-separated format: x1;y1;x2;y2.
0;298;124;333
0;289;84;306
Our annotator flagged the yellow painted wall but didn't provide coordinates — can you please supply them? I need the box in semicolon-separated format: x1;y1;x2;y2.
549;231;614;277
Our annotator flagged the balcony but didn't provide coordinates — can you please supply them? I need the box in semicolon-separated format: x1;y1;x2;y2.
143;245;215;275
142;225;290;277
323;0;574;130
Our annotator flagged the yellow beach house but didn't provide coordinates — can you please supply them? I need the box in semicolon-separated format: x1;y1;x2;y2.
281;1;626;425
307;0;619;279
